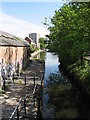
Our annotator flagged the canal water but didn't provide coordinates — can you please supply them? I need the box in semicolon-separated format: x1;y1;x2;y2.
35;51;90;119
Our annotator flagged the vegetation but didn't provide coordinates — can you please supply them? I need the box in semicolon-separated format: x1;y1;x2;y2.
39;37;47;49
44;2;90;90
68;59;90;91
14;36;22;42
30;44;39;53
46;72;90;119
0;89;5;94
32;51;46;61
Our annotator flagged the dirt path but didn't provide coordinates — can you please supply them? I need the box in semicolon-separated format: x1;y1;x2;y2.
0;60;45;119
22;60;44;77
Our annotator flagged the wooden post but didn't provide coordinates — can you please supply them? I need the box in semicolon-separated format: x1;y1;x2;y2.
17;106;19;120
24;98;26;117
33;95;36;106
34;77;35;86
3;80;5;90
41;78;42;90
38;98;40;113
37;97;42;120
43;71;44;80
25;76;26;86
13;74;14;82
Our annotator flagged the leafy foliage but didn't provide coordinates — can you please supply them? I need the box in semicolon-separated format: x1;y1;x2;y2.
44;2;90;88
39;37;47;49
44;2;90;66
30;44;39;53
45;72;90;119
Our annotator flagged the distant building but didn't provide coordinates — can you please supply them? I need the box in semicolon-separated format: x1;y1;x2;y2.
25;37;31;44
0;30;30;78
29;33;40;48
25;36;36;46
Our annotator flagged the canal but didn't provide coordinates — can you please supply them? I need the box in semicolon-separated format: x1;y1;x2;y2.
35;51;90;119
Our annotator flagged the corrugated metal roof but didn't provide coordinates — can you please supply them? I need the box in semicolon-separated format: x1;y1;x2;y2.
0;30;30;47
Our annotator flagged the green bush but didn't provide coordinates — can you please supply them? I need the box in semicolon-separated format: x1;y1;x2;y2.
39;37;46;49
68;60;90;88
30;45;39;53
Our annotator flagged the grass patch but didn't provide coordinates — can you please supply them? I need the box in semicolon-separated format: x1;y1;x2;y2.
0;89;5;94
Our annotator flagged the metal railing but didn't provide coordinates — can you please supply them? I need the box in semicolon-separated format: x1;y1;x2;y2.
9;95;27;120
3;75;40;90
9;76;43;120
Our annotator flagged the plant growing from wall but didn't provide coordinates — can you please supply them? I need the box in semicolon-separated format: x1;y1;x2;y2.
30;44;39;53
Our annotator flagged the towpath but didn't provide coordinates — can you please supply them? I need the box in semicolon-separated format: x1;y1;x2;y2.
0;60;45;119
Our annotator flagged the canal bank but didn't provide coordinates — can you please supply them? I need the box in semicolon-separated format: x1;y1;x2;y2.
30;49;45;59
59;61;90;101
34;51;90;119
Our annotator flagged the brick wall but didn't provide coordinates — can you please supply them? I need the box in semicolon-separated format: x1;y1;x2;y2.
0;46;29;77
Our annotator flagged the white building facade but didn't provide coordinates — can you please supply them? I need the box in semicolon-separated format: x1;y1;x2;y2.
29;33;40;48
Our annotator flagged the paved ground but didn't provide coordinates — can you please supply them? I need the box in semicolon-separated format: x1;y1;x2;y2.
0;60;45;120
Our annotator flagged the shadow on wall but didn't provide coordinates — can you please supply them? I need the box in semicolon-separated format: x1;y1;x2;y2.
16;61;19;74
22;47;30;70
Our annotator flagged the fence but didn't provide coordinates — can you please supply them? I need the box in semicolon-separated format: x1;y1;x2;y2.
2;61;45;119
2;60;45;90
9;76;43;120
9;96;26;120
2;75;43;90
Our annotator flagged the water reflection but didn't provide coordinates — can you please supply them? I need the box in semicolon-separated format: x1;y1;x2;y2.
43;52;90;119
35;51;90;119
44;52;59;87
46;53;59;67
43;52;59;118
45;72;78;118
47;72;68;86
45;72;90;119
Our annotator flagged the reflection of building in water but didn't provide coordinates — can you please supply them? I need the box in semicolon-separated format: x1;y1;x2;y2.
0;30;30;78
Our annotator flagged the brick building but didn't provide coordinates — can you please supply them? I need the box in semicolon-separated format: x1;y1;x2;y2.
0;30;30;78
25;36;35;45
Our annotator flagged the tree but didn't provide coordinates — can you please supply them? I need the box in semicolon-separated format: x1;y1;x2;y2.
44;2;90;66
39;37;47;49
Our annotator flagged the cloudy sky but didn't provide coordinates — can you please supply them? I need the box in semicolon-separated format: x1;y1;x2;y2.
0;2;64;38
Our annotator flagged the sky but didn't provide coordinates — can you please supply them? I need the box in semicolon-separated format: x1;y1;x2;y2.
0;2;64;38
